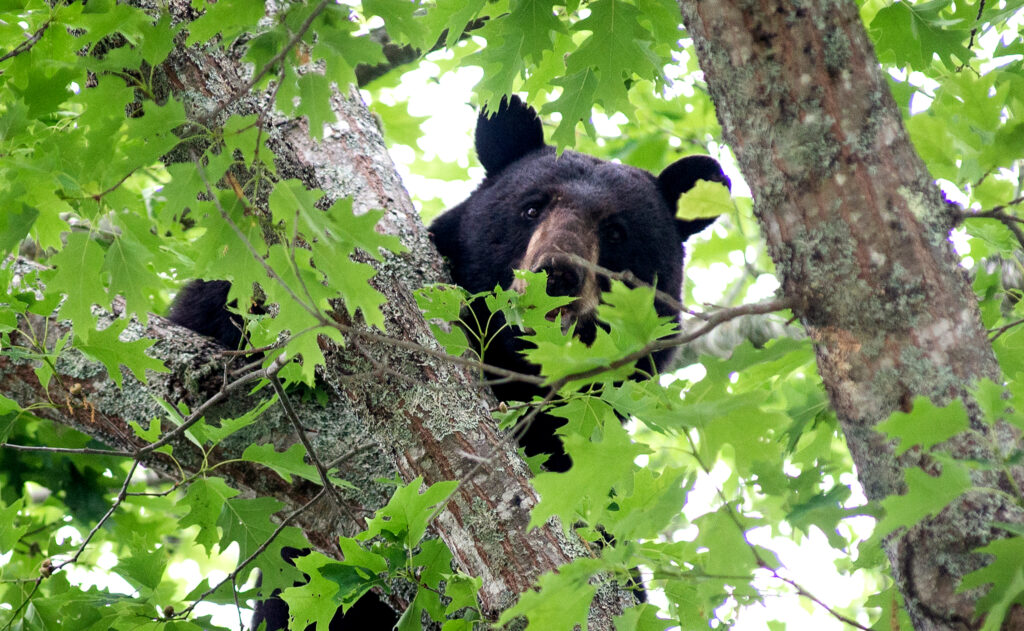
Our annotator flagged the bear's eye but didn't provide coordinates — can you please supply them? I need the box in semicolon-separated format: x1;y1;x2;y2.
520;195;549;220
604;224;626;244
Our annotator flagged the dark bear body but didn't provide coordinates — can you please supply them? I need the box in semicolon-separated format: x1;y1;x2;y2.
167;95;726;630
167;280;245;349
430;95;727;471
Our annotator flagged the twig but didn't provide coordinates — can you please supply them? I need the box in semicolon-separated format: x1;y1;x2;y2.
557;253;707;319
268;372;360;525
965;0;987;52
0;443;133;457
682;433;871;631
961;199;1024;249
989;317;1024;342
443;296;793;513
0;17;51;64
137;352;289;457
551;297;793;388
204;0;333;124
54;460;139;572
173;487;330;621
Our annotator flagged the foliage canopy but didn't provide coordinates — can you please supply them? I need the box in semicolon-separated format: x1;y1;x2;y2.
1;0;1023;630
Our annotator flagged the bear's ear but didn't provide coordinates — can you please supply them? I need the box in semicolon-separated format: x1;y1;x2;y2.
475;95;546;176
658;155;730;241
429;203;464;268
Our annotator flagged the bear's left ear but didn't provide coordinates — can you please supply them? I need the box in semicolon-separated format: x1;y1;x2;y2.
475;95;546;176
658;155;730;241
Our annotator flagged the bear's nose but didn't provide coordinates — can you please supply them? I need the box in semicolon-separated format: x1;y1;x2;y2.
540;262;584;297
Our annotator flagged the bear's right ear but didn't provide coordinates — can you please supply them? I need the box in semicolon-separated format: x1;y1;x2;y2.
658;155;730;203
475;95;546;176
428;203;464;269
658;155;730;241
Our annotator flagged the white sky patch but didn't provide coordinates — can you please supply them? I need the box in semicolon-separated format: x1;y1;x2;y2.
688;262;744;305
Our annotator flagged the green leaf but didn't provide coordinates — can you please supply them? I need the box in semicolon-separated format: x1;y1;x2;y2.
75;319;169;387
47;232;107;336
282;552;344;631
415;284;470;322
676;180;732;220
0;203;38;256
497;557;602;629
870;2;973;71
614;603;674;631
180;477;239;555
218;497;309;579
875;463;972;538
473;0;568;107
297;73;334;140
359;477;459;548
876;397;969;456
693;508;761;577
601;467;689;541
102;232;160;324
335;536;389;575
505;270;574;331
0;499;29;554
542;69;599;150
186;398;276;447
443;573;482;617
530;410;644;531
187;0;266;45
314;5;386;87
116;545;169;595
960;537;1024;628
566;0;662;113
363;0;431;49
425;0;488;48
241;442;320;484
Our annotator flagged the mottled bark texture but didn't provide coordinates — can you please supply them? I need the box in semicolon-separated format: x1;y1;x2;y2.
0;2;633;626
679;1;1023;629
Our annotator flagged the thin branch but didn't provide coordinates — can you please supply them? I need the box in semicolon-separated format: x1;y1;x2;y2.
961;198;1024;249
0;17;51;64
557;253;707;319
989;317;1024;342
52;461;140;571
0;443;133;457
137;352;290;457
204;0;333;124
965;0;987;52
553;297;793;388
446;296;793;511
681;433;871;631
173;487;330;621
267;372;360;526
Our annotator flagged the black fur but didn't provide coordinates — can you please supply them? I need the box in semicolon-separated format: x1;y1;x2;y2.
167;280;247;349
429;95;727;471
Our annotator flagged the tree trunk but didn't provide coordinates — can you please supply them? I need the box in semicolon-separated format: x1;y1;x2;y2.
0;2;631;627
679;1;1024;629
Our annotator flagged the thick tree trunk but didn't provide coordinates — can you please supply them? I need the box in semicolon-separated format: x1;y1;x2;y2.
0;3;632;627
679;1;1024;629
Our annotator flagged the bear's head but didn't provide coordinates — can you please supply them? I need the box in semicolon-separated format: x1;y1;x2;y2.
429;95;728;366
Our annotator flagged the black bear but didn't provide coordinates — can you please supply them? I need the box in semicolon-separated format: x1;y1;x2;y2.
429;95;726;472
168;95;726;630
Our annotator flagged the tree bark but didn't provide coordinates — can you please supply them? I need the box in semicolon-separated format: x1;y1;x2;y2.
0;3;632;627
679;1;1024;629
